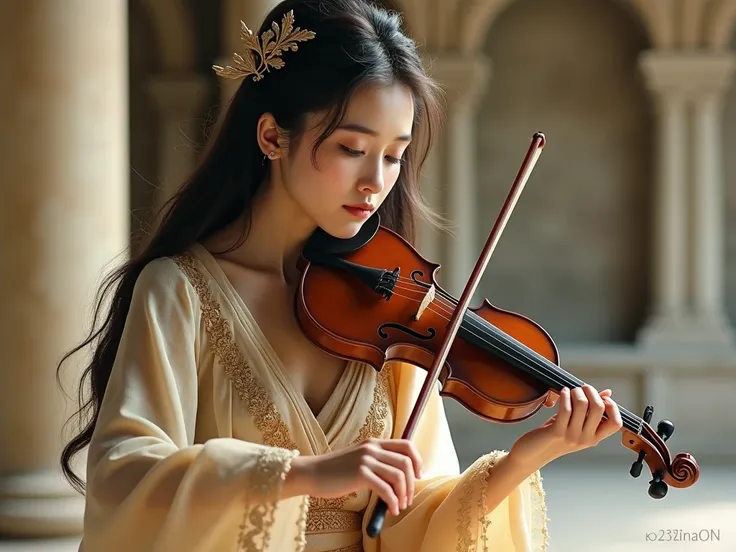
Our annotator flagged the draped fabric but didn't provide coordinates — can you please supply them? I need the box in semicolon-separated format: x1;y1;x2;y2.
79;244;549;552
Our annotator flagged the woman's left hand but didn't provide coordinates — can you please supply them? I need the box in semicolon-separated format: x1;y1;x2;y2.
507;385;623;471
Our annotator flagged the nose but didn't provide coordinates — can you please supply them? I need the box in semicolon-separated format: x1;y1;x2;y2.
359;158;385;195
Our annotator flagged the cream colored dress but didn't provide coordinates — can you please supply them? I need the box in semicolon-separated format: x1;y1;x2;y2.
79;244;549;552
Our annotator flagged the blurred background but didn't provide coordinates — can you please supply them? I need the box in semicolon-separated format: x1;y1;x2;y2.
1;0;735;550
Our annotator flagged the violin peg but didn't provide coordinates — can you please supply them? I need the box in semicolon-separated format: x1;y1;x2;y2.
629;450;645;478
656;420;675;442
642;405;654;424
648;473;668;499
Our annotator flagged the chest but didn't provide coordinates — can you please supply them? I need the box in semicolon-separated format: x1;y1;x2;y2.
218;263;347;416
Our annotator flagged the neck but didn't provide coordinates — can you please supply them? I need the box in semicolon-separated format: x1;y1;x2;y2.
219;177;317;284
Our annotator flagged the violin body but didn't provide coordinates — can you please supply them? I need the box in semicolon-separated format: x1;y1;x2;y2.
297;224;558;424
296;221;699;495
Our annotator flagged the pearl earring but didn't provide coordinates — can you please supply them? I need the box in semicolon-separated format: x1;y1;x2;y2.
268;151;276;159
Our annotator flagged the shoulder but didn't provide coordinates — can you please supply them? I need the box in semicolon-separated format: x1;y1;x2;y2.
133;254;203;313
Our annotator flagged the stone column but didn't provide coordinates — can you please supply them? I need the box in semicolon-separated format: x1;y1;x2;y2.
216;0;282;105
427;55;491;296
637;51;735;349
690;54;736;344
146;74;210;209
0;1;129;537
637;52;689;344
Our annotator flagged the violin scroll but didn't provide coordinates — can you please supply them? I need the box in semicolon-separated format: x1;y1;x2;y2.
624;405;699;499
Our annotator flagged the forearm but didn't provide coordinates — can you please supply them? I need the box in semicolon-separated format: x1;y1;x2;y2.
482;452;542;513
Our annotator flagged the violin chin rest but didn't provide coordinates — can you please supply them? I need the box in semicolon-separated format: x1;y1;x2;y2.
305;213;381;256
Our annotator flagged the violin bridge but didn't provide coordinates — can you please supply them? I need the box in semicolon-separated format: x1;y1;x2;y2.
414;284;436;321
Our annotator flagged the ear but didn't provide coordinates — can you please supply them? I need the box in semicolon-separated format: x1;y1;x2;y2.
256;113;285;160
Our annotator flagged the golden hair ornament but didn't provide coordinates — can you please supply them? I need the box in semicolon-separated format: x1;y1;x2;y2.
213;10;316;82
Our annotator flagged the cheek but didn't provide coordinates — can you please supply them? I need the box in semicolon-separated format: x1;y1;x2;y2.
313;154;359;194
383;167;402;195
288;153;355;205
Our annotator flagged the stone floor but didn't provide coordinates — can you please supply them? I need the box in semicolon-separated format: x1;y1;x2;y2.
1;460;733;551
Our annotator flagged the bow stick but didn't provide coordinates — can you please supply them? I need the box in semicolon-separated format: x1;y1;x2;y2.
366;132;547;538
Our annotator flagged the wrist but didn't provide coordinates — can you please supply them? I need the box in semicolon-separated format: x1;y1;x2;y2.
282;455;315;498
506;447;551;475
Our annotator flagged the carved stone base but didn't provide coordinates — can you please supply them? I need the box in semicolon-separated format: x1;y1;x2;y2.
0;470;84;537
637;313;736;357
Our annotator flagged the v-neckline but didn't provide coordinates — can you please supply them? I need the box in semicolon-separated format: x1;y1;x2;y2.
190;243;353;428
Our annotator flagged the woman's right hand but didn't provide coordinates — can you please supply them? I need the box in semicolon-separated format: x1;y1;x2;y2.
284;438;423;516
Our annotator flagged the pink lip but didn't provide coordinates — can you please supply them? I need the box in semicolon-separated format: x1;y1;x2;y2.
343;205;374;219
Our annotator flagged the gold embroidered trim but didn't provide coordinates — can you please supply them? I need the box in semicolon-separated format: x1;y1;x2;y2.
356;366;391;443
308;364;392;514
172;254;308;552
306;509;362;534
172;253;394;549
172;254;299;451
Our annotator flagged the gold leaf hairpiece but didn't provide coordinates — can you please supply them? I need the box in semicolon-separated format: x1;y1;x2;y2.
213;10;316;82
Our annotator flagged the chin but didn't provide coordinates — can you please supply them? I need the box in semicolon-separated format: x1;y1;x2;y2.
319;221;365;240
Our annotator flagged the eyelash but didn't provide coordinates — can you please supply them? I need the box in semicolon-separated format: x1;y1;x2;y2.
340;145;403;166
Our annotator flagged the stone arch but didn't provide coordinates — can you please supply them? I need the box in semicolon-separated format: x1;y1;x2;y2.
457;0;513;54
456;0;654;54
473;0;653;344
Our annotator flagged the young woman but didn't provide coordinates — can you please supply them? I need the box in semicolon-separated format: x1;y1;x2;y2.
59;0;623;550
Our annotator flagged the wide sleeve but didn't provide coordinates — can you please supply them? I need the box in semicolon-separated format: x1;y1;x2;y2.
362;362;549;552
80;258;305;552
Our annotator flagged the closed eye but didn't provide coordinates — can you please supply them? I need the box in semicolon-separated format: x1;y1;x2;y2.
341;144;403;165
340;145;363;156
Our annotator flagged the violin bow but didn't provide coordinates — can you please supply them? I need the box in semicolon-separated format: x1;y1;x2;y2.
366;132;547;537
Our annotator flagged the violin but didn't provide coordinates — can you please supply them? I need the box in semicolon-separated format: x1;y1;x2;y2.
295;132;699;538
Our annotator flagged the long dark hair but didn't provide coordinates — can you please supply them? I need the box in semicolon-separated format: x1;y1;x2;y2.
58;0;446;494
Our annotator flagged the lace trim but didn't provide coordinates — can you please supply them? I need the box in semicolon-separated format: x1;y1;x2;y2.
456;450;550;552
238;447;299;550
456;451;501;552
528;468;549;551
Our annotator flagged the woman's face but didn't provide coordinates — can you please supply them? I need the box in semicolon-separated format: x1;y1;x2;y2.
278;83;415;239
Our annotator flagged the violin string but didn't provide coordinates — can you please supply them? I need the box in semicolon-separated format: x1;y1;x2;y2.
392;277;610;388
385;286;642;431
394;282;643;430
387;288;642;431
389;282;586;389
365;273;640;428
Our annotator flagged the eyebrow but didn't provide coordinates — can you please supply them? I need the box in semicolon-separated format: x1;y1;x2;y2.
337;123;412;142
